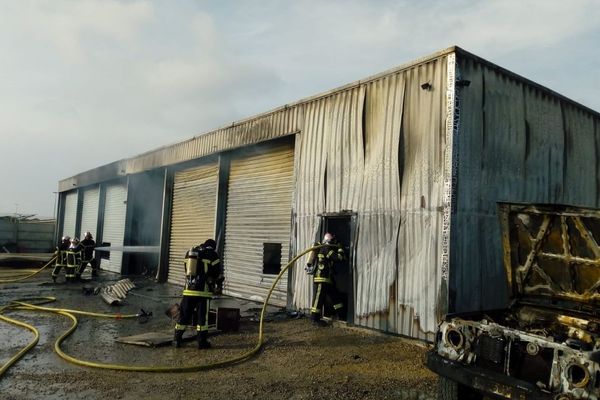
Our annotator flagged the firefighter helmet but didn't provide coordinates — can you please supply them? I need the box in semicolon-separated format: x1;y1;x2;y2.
84;231;93;240
62;236;71;242
203;239;216;249
323;232;335;243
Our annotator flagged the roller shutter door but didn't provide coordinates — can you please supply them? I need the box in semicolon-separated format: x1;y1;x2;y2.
100;183;127;273
61;191;78;238
80;186;100;239
168;164;218;286
223;142;295;306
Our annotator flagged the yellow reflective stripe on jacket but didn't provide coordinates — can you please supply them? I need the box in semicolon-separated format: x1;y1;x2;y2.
182;289;212;297
211;259;220;265
313;277;332;284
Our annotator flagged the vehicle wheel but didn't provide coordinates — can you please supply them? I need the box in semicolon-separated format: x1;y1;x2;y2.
438;376;483;400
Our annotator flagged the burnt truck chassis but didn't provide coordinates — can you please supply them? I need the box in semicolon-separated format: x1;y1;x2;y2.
427;306;600;400
428;353;551;400
428;204;600;400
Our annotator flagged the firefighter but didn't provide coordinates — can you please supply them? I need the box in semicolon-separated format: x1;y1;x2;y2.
173;239;222;349
52;236;71;282
307;232;345;326
65;237;82;282
78;231;98;279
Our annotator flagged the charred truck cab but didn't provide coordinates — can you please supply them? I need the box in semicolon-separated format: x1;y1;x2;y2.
428;203;600;400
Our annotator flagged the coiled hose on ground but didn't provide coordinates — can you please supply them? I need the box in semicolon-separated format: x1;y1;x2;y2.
0;245;326;376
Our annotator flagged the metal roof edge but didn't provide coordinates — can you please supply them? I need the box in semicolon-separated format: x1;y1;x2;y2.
453;46;600;119
58;46;458;189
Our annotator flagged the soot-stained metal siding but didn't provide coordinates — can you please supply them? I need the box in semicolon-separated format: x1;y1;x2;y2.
450;55;600;315
291;56;449;339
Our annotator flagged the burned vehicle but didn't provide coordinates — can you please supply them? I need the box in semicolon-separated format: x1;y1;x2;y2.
428;203;600;399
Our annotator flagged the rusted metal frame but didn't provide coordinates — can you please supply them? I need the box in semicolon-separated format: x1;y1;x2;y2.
529;264;560;292
538;252;600;266
560;216;575;292
519;216;551;288
573;217;600;258
498;204;514;295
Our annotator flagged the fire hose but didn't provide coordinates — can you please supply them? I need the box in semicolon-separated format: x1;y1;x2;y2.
0;255;57;283
0;245;327;376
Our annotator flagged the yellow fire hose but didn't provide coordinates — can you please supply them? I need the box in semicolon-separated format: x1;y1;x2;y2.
0;245;326;376
0;256;57;283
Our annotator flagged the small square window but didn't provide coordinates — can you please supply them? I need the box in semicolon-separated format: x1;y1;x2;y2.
263;243;282;275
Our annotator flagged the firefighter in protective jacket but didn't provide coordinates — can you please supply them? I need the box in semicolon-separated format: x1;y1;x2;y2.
52;236;71;282
173;239;222;349
307;232;345;326
65;238;82;282
78;231;98;278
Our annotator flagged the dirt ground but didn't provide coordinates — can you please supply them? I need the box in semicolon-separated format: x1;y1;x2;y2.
0;262;438;400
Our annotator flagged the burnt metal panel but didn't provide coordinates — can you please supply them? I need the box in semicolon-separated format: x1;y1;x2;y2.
291;56;449;337
451;55;600;314
222;139;295;306
167;163;218;286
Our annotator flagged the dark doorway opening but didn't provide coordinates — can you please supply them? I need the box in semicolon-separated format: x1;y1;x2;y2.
318;213;355;324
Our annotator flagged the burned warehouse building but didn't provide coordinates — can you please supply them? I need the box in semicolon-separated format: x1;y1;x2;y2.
55;46;600;341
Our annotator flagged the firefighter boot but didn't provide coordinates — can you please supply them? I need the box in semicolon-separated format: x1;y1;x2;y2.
198;331;211;349
173;330;184;348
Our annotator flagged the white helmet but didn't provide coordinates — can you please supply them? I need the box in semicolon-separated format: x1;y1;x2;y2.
323;232;335;243
85;231;93;239
62;236;71;242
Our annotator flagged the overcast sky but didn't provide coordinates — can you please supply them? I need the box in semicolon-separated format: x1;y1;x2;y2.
1;0;599;217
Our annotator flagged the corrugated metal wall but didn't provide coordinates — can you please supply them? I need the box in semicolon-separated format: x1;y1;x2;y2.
451;56;600;313
80;186;100;239
291;56;449;338
223;141;295;306
168;163;218;286
100;183;127;273
62;191;78;238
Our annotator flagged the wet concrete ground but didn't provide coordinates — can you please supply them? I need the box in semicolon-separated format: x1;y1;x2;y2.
0;262;438;399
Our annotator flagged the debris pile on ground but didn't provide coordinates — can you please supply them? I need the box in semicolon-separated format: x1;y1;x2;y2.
98;278;136;305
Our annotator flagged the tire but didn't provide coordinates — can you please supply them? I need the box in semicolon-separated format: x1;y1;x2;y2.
438;376;483;400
